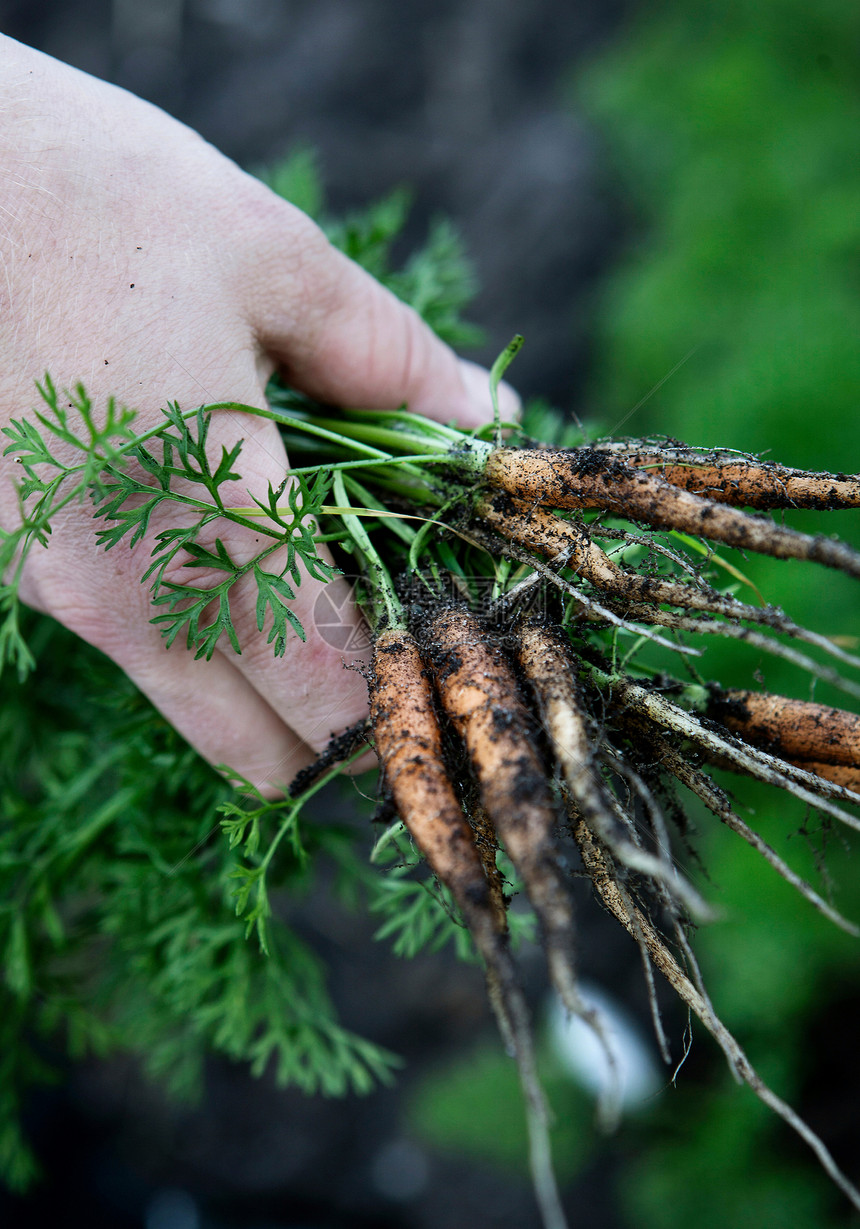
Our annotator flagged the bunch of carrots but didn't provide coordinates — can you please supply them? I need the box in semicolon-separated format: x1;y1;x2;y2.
263;354;860;1228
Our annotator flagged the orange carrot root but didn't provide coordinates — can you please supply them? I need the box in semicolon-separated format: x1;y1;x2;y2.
422;607;564;907
483;447;860;576
369;627;496;936
598;444;860;511
708;687;860;768
475;490;577;560
477;489;734;610
422;605;581;1011
370;625;570;1229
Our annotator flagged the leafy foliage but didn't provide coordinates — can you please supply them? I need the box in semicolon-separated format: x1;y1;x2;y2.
2;394;336;668
369;822;478;961
0;377;138;677
0;615;406;1188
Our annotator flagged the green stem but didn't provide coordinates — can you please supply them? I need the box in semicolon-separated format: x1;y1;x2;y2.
490;334;524;449
407;488;464;571
331;470;403;631
260;744;369;876
336;404;468;440
281;453;455;479
341;476;417;546
301;413;491;478
309;418;453;456
206;402;394;461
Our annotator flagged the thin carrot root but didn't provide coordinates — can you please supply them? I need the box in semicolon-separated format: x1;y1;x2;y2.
593;442;860;510
617;709;859;936
475;490;580;560
287;718;371;797
477;488;764;613
569;811;860;1212
476;491;860;696
477;487;750;612
369;626;569;1229
483;447;860;576
514;621;708;922
592;599;860;703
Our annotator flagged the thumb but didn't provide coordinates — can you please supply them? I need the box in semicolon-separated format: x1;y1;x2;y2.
248;209;519;428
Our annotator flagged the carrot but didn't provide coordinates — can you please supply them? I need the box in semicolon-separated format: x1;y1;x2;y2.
476;492;860;681
595;444;860;511
706;687;860;766
369;627;499;940
475;490;579;560
706;687;860;788
483;447;860;576
478;488;714;604
477;489;740;609
369;626;569;1229
421;606;583;1014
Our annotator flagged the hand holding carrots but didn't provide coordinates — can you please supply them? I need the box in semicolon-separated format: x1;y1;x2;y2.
0;34;515;793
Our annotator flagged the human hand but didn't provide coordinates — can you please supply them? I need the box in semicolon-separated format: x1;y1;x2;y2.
0;35;517;793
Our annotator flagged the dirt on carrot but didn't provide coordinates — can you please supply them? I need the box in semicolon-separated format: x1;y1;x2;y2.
369;622;570;1229
597;444;860;510
420;607;560;901
369;626;496;927
483;446;860;575
707;687;860;765
419;606;587;1011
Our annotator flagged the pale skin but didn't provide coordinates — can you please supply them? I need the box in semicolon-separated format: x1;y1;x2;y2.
0;36;515;793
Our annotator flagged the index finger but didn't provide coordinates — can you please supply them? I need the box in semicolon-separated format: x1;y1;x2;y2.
241;199;519;428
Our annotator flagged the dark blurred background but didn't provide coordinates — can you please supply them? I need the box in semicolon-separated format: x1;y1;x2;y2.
3;2;860;1228
1;0;625;410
